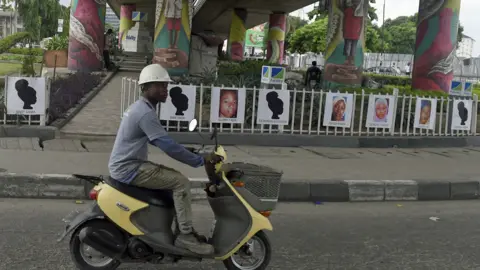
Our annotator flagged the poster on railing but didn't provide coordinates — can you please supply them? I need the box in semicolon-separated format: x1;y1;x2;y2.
5;76;46;115
413;98;437;130
365;95;396;128
451;99;473;131
159;85;196;121
210;87;246;124
256;89;290;125
323;93;354;128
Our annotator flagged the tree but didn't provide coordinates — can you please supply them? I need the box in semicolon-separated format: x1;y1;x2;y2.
381;14;465;54
1;0;63;42
61;5;70;37
287;18;329;54
365;22;382;52
285;15;308;52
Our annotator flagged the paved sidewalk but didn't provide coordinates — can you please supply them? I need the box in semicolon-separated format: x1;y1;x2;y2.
60;71;139;135
0;139;479;181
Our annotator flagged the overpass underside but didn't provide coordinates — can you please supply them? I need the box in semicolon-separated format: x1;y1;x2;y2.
68;0;462;94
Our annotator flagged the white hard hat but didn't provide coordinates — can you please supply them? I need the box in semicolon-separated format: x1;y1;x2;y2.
138;64;171;85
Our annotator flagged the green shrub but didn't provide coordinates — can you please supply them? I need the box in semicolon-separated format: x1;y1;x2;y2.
7;47;43;56
0;32;32;54
20;49;37;76
45;35;69;51
218;59;283;77
364;73;411;86
0;54;43;63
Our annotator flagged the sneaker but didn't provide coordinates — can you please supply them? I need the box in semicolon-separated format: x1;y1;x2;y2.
173;226;207;243
175;233;214;255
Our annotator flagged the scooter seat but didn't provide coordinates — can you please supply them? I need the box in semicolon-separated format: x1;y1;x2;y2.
105;177;174;208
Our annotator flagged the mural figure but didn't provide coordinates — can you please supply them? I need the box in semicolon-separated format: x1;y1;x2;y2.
266;13;286;64
412;0;461;93
119;4;136;47
68;0;106;71
228;9;248;61
153;0;193;76
166;0;182;49
323;0;367;88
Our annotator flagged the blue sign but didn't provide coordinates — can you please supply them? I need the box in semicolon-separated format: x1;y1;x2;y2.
132;11;147;22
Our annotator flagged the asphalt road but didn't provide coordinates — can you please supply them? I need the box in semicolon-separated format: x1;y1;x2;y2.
1;199;480;270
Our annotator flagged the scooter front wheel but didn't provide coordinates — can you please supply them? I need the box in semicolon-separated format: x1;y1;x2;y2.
223;231;272;270
69;220;122;270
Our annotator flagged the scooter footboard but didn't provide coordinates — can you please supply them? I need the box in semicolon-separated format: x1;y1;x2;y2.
208;196;252;256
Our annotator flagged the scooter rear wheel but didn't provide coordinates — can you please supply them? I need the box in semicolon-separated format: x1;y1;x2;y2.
223;231;271;270
69;220;122;270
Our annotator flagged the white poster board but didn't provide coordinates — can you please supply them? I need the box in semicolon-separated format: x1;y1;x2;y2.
256;89;290;125
413;98;437;130
451;99;472;131
160;85;196;121
6;77;46;115
210;87;246;124
323;93;354;128
365;95;396;128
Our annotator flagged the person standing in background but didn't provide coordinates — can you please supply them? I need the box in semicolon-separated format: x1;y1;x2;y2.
405;62;411;76
305;61;322;89
104;29;113;70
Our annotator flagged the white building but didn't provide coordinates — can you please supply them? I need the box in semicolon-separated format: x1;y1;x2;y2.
456;34;475;58
106;6;119;30
0;10;23;38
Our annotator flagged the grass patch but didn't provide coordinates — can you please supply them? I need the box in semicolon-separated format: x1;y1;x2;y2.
0;62;42;76
0;62;23;76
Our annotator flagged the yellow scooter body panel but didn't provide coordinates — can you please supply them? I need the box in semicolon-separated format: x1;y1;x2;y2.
95;183;148;235
213;146;274;260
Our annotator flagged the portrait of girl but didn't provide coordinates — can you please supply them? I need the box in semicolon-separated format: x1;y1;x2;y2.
218;89;238;119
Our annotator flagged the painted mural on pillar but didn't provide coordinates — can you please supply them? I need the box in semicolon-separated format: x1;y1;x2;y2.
412;0;461;93
119;4;136;47
68;0;106;71
266;13;286;64
153;0;193;76
227;9;247;61
323;0;368;88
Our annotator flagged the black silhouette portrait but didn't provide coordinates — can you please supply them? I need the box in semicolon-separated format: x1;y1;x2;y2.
15;79;37;110
457;101;469;125
266;91;284;119
169;86;188;116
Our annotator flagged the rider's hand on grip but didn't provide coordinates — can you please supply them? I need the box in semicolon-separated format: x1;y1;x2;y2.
207;154;223;164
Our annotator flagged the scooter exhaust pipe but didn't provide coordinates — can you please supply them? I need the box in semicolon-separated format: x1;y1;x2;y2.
78;227;125;258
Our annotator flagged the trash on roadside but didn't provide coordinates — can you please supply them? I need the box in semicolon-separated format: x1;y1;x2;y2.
75;200;84;204
397;204;403;207
314;201;323;205
429;216;440;222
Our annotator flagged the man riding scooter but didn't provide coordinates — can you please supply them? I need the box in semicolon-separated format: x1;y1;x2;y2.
108;64;220;256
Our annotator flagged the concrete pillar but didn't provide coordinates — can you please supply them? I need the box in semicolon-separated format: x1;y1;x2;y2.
266;12;286;64
227;8;247;61
412;0;461;93
119;4;136;48
323;0;368;89
67;0;107;72
153;0;194;76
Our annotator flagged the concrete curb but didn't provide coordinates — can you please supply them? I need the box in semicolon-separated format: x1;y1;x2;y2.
57;133;480;148
0;173;479;202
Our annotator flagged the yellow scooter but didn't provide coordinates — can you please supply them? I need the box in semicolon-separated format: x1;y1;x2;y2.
58;119;274;270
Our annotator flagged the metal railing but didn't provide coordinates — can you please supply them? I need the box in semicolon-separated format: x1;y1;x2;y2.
121;77;479;137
